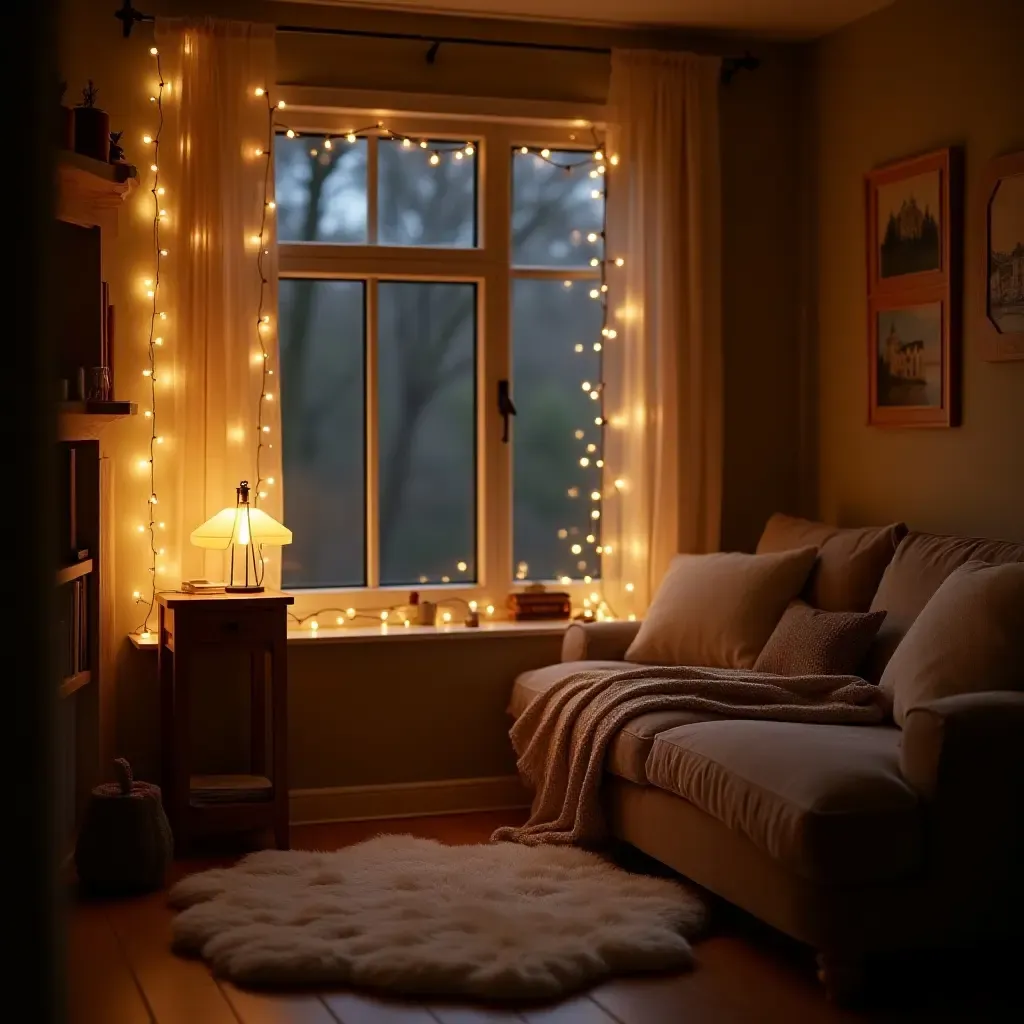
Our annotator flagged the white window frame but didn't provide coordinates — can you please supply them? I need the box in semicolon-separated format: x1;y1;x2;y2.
276;101;605;623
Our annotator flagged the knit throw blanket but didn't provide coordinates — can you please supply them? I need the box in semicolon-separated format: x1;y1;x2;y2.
492;666;889;847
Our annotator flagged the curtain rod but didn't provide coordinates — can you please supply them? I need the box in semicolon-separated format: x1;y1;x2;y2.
114;1;759;81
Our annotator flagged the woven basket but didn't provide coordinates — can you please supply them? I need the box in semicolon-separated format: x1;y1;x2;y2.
74;758;173;895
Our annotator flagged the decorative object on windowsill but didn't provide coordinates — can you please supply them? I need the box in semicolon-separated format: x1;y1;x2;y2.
88;366;111;401
57;80;74;149
409;591;438;626
74;80;110;162
190;480;292;593
978;150;1024;361
109;129;127;164
74;757;173;896
507;584;571;621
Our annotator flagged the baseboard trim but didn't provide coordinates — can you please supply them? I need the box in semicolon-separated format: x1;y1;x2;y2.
290;775;531;825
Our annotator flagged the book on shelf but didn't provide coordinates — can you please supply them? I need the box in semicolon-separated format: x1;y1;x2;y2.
181;579;227;594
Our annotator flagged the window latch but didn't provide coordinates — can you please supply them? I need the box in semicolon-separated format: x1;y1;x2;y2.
497;379;517;444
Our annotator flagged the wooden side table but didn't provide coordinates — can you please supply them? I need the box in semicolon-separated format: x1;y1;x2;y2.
158;589;294;851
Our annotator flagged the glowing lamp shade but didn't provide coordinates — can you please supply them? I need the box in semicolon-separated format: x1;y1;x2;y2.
190;506;292;549
190;480;291;592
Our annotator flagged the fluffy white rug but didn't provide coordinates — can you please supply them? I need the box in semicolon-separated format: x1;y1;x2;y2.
169;834;705;999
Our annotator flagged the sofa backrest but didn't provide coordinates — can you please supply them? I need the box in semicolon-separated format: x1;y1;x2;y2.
864;531;1024;681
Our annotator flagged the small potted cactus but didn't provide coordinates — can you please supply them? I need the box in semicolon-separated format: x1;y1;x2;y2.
74;79;110;162
57;80;74;150
109;130;126;164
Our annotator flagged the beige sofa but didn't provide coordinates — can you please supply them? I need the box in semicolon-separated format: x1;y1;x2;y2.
509;525;1024;995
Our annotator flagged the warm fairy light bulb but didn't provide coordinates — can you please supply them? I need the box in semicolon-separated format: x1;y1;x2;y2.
590;289;599;299
590;258;599;267
591;189;601;199
146;289;154;298
560;576;572;585
420;140;428;149
150;47;158;55
598;165;606;174
558;529;568;538
441;575;451;583
457;560;468;572
132;590;141;600
155;435;164;444
581;381;591;391
149;95;157;103
310;619;319;631
143;134;153;144
593;342;602;352
380;610;389;622
254;87;265;96
520;146;528;155
347;132;357;143
402;138;412;148
277;100;286;109
285;129;295;139
541;148;550;158
563;280;572;289
142;368;152;377
159;209;167;217
485;604;495;616
590;490;601;500
156;186;165;195
625;582;635;592
615;257;625;267
259;491;268;499
267;200;276;209
442;611;452;623
590;169;598;178
464;144;474;155
591;509;601;520
579;457;590;467
575;429;585;439
601;284;608;293
262;425;270;433
144;278;153;287
590;391;600;401
571;543;582;554
136;524;145;533
604;544;613;555
158;522;165;529
336;616;345;626
587;534;596;543
150;163;158;172
159;248;168;256
587;232;599;242
264;392;274;401
149;493;158;504
141;630;151;640
454;150;464;161
429;152;440;166
468;600;478;612
261;314;271;323
595;416;603;425
250;234;260;245
323;138;332;150
610;154;619;165
594;150;604;160
606;329;617;339
587;444;597;453
614;478;626;489
267;477;275;485
254;147;264;156
574;343;584;352
628;613;637;621
596;458;604;467
346;607;356;618
144;410;152;418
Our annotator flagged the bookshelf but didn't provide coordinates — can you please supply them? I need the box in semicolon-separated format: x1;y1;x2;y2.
55;150;137;847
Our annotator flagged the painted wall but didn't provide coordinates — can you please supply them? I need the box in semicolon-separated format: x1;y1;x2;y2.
811;0;1024;541
60;0;806;793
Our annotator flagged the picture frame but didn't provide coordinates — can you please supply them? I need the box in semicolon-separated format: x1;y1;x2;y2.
865;148;962;427
978;150;1024;361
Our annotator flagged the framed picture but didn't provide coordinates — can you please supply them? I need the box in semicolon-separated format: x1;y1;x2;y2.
869;289;956;427
978;150;1024;361
866;148;962;427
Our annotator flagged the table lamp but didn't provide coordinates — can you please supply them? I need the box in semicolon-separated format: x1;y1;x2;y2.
190;480;292;593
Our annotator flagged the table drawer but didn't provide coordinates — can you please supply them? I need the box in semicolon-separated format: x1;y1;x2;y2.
169;608;279;645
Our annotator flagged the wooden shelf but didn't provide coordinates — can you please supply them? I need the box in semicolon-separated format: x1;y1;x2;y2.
58;401;137;441
56;150;138;230
56;558;93;586
59;670;92;699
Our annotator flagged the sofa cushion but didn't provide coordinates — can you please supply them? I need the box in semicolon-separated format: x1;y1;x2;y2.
866;531;1024;682
757;513;907;612
645;719;921;883
881;561;1024;727
625;548;818;670
510;661;724;785
753;601;886;677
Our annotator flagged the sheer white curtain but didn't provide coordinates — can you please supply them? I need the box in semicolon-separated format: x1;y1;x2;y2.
603;50;723;616
154;19;282;587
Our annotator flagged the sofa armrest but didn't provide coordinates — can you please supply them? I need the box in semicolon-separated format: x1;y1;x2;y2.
901;691;1024;797
901;692;1024;898
561;620;642;663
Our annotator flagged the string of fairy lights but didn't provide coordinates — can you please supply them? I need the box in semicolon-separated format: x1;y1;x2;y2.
132;43;168;638
258;106;631;632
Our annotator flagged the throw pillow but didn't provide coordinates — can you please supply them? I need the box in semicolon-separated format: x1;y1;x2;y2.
753;601;886;677
880;560;1024;727
625;548;818;670
756;513;907;612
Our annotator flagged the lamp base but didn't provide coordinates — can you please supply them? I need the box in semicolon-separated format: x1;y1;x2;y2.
225;584;265;594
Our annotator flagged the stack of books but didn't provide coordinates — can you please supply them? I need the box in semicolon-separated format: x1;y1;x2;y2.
181;579;226;594
506;589;572;621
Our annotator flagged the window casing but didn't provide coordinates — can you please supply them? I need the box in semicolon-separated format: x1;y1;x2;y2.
277;112;605;621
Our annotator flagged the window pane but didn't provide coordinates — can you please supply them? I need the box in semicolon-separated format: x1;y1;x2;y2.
513;278;603;582
378;139;477;247
279;280;366;588
512;148;603;268
275;134;368;243
378;282;476;585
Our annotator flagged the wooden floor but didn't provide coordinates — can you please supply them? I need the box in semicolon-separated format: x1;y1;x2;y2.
67;811;1016;1024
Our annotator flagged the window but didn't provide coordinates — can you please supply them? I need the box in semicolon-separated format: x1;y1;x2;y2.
277;117;605;609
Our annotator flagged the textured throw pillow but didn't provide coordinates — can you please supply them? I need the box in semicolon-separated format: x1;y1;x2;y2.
625;548;818;670
756;513;907;612
753;601;886;677
881;560;1024;727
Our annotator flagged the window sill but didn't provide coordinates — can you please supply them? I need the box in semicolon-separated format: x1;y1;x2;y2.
128;619;569;650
